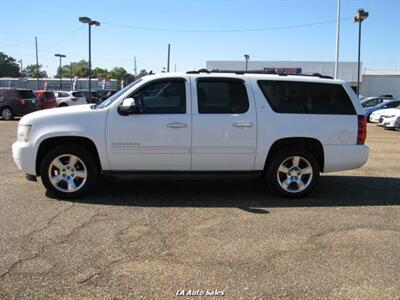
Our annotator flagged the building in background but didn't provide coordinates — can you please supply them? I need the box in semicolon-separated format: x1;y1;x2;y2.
206;60;400;98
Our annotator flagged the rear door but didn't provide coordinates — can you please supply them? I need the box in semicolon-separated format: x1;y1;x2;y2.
191;77;257;170
17;90;38;113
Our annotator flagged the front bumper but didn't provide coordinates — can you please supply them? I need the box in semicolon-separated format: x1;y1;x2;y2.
12;141;37;176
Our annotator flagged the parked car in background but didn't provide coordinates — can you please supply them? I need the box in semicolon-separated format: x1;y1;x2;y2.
361;96;395;108
363;100;400;121
34;90;57;110
76;90;99;104
369;103;400;123
93;89;117;102
0;88;39;120
53;91;87;107
379;94;393;99
378;115;400;130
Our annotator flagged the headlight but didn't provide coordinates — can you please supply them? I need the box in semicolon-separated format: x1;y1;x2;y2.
17;124;32;142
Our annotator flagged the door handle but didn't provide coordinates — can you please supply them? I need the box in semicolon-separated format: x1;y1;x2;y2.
232;122;253;128
166;122;187;128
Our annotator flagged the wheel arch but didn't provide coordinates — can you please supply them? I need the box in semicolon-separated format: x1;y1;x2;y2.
36;136;102;176
265;137;325;172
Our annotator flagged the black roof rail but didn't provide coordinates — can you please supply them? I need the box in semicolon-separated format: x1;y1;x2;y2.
186;69;333;79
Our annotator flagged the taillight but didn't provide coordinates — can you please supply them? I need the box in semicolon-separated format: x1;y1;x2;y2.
357;115;367;145
18;98;25;105
71;97;77;101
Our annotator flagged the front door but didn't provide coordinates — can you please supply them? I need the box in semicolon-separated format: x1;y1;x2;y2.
191;77;257;170
106;77;191;170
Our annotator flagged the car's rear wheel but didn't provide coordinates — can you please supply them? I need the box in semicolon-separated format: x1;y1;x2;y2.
266;149;320;198
58;103;68;107
1;107;14;120
40;144;98;198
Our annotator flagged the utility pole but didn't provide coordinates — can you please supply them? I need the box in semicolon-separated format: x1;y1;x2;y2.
35;37;39;89
18;59;23;87
167;43;170;72
174;64;176;72
334;0;341;79
134;56;137;77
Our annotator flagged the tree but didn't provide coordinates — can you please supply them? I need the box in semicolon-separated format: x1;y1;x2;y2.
109;67;127;81
23;64;48;78
56;60;89;78
0;52;20;77
92;67;110;79
137;69;149;78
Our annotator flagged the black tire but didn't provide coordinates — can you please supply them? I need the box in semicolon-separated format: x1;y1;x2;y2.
1;107;14;120
265;148;320;198
40;144;98;199
58;103;68;107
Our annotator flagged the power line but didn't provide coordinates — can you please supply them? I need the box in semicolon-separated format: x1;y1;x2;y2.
41;26;83;51
102;17;353;33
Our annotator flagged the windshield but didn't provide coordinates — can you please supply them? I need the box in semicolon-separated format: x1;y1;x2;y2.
95;79;142;109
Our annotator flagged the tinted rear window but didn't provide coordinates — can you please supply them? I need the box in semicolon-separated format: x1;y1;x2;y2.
44;92;55;100
258;80;356;115
72;91;83;97
197;79;249;114
17;90;36;99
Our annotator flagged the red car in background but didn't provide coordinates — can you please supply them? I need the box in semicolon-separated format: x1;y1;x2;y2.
34;90;57;109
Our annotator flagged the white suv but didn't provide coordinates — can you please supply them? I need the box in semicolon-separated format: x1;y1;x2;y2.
53;91;87;107
12;71;369;198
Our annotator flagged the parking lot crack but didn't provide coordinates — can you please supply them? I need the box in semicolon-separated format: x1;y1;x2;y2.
20;203;75;240
55;210;101;246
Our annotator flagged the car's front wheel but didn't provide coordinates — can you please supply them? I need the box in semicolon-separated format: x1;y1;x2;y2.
40;144;98;198
266;149;320;198
1;107;14;120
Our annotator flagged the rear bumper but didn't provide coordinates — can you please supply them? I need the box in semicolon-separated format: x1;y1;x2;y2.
12;141;37;175
323;144;369;173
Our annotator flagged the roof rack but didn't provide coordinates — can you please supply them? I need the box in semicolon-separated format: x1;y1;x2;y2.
186;69;333;79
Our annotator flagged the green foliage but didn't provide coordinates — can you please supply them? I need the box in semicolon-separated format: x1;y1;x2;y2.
109;67;127;81
137;69;149;78
23;64;48;78
0;52;21;77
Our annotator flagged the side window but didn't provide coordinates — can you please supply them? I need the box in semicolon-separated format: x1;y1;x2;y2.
197;79;249;114
363;98;379;107
132;79;186;114
387;101;400;108
258;80;356;115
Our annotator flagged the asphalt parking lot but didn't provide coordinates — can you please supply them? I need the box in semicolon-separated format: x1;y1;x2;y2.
0;120;400;299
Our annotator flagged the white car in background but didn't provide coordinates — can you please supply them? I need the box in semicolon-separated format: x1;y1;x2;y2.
53;91;87;107
369;104;400;123
377;110;400;130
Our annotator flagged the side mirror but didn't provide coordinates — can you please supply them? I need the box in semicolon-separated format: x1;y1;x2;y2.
118;97;139;115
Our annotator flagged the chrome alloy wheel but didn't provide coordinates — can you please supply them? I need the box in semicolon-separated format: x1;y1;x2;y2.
277;156;313;193
48;154;87;193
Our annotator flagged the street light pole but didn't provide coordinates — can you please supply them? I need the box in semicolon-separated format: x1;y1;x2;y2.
244;54;250;71
353;8;369;97
334;0;341;79
167;43;171;72
55;54;66;89
79;17;100;93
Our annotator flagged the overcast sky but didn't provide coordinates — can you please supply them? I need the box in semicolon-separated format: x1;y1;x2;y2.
1;0;399;76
